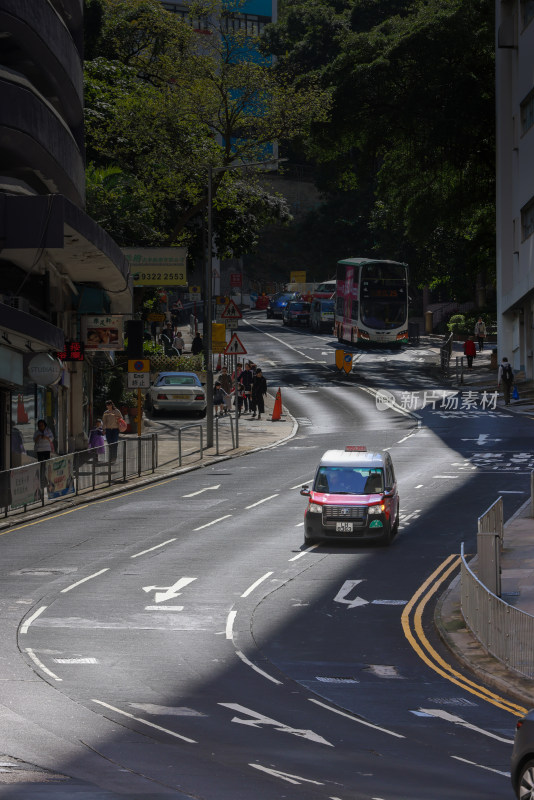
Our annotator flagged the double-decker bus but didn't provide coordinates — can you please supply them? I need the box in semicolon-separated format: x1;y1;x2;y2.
334;258;409;345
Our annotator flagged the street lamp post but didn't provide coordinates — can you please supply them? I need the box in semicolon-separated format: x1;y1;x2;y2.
204;158;287;448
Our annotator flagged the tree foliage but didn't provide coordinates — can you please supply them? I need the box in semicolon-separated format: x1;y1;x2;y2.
264;0;495;298
84;0;329;259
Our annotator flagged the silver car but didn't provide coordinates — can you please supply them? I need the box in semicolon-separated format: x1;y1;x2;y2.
145;372;206;417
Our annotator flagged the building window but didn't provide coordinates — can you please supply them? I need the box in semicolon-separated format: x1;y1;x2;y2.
222;13;271;36
521;90;534;135
521;197;534;241
161;3;210;31
521;0;534;28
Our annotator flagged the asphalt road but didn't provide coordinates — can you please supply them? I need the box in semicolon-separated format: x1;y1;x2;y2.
0;312;528;799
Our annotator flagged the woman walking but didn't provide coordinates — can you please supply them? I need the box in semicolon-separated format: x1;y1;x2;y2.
102;400;124;462
33;420;54;461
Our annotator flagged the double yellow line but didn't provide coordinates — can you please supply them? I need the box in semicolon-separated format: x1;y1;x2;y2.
402;554;527;717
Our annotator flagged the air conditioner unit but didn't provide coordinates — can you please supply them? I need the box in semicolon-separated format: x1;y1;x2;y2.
6;297;30;313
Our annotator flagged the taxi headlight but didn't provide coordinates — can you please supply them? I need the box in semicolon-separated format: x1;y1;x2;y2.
308;503;323;514
368;505;383;515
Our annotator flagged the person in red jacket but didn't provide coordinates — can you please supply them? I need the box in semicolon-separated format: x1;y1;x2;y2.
463;336;477;369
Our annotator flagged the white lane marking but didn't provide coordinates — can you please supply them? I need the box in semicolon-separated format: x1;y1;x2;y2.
461;433;502;445
249;763;324;786
245;494;279;509
359;385;422;420
61;568;110;594
498;490;525;494
295;522;304;527
26;648;62;681
241;320;317;362
220;703;332;745
451;756;510;777
290;480;313;489
241;572;274;598
226;610;237;640
131;538;176;559
235;650;282;685
419;709;514;743
415;484;424;488
20;606;47;635
193;514;232;530
309;698;405;739
432;475;460;479
144;605;184;611
183;484;221;497
91;700;197;744
397;434;413;443
289;545;320;561
53;657;98;664
142;576;196;604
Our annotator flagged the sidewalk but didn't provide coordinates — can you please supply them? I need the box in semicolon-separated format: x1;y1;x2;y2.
0;392;296;533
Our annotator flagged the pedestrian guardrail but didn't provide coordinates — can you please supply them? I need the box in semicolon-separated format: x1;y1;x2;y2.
460;483;534;678
440;333;453;377
0;434;158;521
178;423;204;467
215;415;235;455
461;543;534;678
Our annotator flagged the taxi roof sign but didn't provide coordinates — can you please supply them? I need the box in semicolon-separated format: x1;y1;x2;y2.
345;445;367;452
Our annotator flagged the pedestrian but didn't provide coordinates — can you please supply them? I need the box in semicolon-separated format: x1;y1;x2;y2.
251;368;267;420
217;365;233;414
172;331;185;355
474;317;487;352
213;381;225;417
88;418;106;457
498;357;514;405
102;400;124;462
191;332;203;356
463;336;477;369
33;419;54;461
160;322;175;355
239;362;253;414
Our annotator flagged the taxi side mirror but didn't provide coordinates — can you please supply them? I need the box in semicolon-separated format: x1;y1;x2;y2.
300;485;310;496
384;488;394;497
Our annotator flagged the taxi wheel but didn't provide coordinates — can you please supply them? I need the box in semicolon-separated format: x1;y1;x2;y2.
379;526;394;547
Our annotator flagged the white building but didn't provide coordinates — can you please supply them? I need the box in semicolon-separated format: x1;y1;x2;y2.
496;0;534;377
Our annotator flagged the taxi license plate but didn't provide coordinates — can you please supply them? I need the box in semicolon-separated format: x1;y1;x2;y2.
336;522;353;533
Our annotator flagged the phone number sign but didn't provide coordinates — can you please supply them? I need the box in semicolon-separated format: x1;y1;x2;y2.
123;247;187;286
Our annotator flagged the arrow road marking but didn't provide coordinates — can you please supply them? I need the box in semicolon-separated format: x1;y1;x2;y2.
461;434;502;445
249;763;324;785
419;709;513;743
219;703;333;746
183;485;220;498
334;579;368;609
142;576;196;604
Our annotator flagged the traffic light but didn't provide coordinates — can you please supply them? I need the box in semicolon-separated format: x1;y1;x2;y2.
125;319;144;358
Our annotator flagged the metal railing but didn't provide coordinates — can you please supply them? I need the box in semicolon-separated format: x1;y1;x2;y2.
460;485;534;678
1;434;158;520
461;543;534;677
178;423;204;467
215;415;235;455
440;333;453;377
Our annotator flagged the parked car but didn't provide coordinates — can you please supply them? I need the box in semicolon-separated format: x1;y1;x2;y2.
282;301;311;326
266;292;300;319
511;709;534;798
309;298;335;332
300;446;400;546
145;372;206;417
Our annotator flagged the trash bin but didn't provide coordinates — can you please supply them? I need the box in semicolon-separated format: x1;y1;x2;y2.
424;311;433;334
408;321;420;345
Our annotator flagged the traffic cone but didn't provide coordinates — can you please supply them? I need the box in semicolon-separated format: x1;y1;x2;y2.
271;388;282;421
17;394;29;424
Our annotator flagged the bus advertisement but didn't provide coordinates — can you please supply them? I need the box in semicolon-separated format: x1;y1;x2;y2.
334;258;409;345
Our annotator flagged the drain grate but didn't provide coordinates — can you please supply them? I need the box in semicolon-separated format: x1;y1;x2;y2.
315;676;359;684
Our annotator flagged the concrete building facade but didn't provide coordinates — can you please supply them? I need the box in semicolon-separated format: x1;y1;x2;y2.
496;0;534;377
0;0;132;470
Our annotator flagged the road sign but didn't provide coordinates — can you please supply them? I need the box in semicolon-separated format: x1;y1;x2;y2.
343;352;353;374
224;333;247;355
221;299;242;319
128;359;150;373
225;319;238;330
230;273;242;287
147;313;165;322
127;372;150;389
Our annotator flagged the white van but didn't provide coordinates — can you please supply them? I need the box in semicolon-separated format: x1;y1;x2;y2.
309;298;335;332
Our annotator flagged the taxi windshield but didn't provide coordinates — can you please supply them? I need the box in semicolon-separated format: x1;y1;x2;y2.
314;467;384;494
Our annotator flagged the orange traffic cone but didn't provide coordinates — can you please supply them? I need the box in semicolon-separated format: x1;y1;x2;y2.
17;394;29;424
271;388;282;421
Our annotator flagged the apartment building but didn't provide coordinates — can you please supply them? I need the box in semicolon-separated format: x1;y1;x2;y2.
0;0;132;470
496;0;534;376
